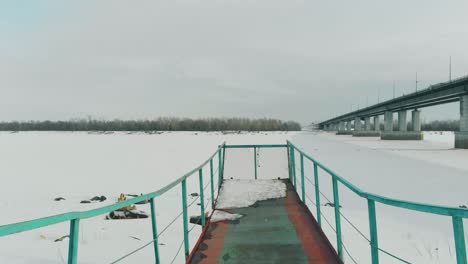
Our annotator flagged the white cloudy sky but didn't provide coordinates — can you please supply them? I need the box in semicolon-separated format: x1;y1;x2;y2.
1;0;468;124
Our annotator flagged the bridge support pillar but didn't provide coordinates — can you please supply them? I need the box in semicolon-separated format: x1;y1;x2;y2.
337;122;344;132
354;116;380;137
455;95;468;148
398;110;407;132
412;110;421;132
354;117;362;131
383;111;393;132
381;111;394;140
364;117;371;130
382;110;423;140
373;116;380;131
337;121;353;135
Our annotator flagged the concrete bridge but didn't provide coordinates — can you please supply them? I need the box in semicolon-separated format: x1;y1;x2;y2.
318;75;468;148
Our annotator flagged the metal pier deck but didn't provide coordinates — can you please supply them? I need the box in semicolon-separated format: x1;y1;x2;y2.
188;181;342;264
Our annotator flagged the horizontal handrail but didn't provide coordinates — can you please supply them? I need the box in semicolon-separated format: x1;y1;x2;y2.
224;144;288;148
287;140;468;218
0;143;225;237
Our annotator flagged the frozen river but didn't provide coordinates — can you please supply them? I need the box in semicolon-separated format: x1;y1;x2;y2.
0;131;467;263
292;131;468;264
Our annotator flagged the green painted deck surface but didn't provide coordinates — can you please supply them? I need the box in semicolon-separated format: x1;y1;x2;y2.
189;182;342;264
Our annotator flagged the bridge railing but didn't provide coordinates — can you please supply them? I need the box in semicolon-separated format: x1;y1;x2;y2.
287;140;468;264
223;144;289;180
0;143;226;264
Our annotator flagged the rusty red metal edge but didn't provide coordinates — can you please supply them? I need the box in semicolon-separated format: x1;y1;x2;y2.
186;185;224;264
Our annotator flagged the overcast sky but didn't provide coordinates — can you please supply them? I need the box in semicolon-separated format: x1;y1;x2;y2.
1;1;468;124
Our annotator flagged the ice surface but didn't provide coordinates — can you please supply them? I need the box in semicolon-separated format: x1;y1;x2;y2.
0;131;293;264
1;130;467;264
216;179;286;209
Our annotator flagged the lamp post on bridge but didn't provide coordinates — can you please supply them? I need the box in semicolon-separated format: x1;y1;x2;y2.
449;56;452;82
377;89;380;104
415;72;418;92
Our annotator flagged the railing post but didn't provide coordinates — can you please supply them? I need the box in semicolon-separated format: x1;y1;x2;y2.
210;159;215;208
300;153;305;202
150;198;160;264
367;199;379;264
254;147;258;180
222;145;226;180
290;145;296;189
67;219;80;264
453;216;468;264
313;163;321;227
199;169;206;227
218;149;222;190
287;143;292;181
332;176;343;260
181;179;189;260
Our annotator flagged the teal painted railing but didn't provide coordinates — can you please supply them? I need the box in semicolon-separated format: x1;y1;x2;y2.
0;143;226;264
287;140;468;264
224;144;288;181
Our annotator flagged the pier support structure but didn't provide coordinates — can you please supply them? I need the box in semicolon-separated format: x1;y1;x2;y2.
398;110;407;132
381;110;423;140
354;117;362;132
339;121;345;132
455;95;468;148
364;117;371;131
384;111;393;132
353;115;381;137
337;120;353;135
412;110;421;132
374;116;380;131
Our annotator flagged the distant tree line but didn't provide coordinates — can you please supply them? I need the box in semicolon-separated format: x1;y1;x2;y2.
421;120;459;131
0;118;302;132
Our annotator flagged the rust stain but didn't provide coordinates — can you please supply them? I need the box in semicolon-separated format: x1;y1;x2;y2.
190;221;229;264
285;189;343;264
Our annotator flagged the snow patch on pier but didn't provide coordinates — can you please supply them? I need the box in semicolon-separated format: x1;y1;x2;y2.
216;179;286;209
210;210;243;222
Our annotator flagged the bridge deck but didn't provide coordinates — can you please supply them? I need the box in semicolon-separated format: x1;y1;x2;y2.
188;181;342;264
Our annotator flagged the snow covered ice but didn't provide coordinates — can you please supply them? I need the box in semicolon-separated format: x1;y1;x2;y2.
209;210;243;222
1;130;468;263
0;131;292;264
216;179;286;209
